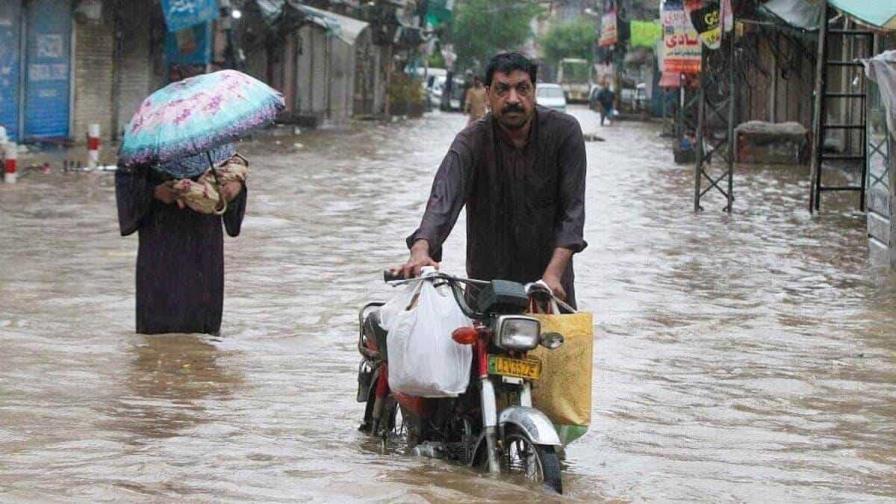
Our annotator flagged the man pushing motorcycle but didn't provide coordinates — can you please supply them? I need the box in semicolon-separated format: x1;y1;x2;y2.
394;52;587;306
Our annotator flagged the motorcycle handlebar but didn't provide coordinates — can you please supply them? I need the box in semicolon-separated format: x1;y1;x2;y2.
381;270;575;314
383;269;404;282
382;269;484;319
383;269;489;286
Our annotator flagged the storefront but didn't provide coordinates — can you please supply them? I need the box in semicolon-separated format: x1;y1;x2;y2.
0;0;72;143
0;1;22;141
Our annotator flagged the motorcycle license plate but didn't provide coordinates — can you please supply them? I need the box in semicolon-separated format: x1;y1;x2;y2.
488;356;542;380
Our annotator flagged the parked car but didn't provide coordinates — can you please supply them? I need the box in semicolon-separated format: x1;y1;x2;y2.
427;76;443;109
429;75;464;111
413;66;447;82
620;83;648;113
588;85;601;111
449;77;465;111
536;83;567;113
407;67;446;112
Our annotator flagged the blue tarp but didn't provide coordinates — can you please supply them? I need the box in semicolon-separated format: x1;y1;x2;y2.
161;0;219;32
23;0;71;139
165;22;213;65
0;1;21;141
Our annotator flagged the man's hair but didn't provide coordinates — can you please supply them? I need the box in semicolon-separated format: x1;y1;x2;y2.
485;52;537;87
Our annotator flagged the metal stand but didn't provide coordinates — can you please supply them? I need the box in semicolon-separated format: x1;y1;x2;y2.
676;75;700;143
694;30;736;213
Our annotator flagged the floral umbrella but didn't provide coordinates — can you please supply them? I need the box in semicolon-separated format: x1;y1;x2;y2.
118;69;284;177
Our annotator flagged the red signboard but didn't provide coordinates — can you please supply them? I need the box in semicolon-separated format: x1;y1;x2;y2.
662;1;701;75
599;9;618;47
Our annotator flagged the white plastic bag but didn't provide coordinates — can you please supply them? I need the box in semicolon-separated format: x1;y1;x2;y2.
379;279;420;332
385;278;472;397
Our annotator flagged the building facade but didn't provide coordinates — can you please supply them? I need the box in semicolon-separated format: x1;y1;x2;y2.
0;0;421;145
239;0;418;126
0;0;166;144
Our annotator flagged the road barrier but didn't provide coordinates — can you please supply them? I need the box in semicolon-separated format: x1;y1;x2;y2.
87;123;101;170
4;143;17;184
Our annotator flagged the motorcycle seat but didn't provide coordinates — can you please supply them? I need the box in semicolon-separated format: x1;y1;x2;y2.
363;309;390;361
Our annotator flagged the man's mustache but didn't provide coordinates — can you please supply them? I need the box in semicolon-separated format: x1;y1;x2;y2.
502;104;525;114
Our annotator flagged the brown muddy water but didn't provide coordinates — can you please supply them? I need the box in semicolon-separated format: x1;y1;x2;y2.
0;106;894;503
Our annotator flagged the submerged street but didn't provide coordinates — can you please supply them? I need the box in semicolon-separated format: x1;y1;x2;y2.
1;107;895;502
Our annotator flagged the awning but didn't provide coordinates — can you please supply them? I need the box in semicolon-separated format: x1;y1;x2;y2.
256;0;287;25
254;0;368;44
659;71;699;89
287;2;369;44
759;0;825;31
425;0;453;28
829;0;896;31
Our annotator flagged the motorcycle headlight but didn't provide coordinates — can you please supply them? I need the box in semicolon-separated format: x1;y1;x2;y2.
496;316;541;351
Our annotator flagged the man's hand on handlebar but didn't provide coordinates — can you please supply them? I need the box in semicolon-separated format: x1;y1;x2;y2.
541;273;567;302
392;239;439;278
542;247;573;301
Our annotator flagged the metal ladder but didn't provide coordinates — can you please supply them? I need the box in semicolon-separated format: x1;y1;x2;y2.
809;11;874;213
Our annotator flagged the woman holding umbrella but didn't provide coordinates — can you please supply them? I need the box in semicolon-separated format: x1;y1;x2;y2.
115;70;284;335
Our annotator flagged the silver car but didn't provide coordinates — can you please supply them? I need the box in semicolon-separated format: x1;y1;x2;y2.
536;83;567;113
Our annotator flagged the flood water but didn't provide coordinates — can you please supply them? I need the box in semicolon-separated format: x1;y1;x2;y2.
1;106;894;502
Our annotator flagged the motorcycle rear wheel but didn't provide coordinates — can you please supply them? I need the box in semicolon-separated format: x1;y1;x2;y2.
502;430;563;494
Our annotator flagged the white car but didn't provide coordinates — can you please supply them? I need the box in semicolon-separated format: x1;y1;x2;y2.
428;75;464;111
536;83;567;113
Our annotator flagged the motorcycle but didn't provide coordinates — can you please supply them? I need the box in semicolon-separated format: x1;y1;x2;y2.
356;268;568;493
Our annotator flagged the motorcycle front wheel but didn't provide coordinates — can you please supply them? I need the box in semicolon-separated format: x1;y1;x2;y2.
502;430;563;494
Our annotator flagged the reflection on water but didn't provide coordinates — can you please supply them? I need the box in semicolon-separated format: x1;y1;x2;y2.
0;107;894;502
106;335;241;440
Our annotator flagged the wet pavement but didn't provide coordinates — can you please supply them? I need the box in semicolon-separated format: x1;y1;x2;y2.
1;106;894;503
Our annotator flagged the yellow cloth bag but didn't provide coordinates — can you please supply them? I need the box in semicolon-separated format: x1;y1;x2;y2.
529;311;594;445
171;154;249;215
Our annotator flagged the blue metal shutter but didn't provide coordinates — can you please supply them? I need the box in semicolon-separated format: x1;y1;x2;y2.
0;1;22;142
23;0;71;140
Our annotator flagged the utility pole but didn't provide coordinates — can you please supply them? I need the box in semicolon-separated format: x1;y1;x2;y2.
110;0;123;140
441;43;456;111
218;0;243;70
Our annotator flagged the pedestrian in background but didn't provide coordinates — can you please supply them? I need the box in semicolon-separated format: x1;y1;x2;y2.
596;79;615;126
464;75;488;126
460;69;473;112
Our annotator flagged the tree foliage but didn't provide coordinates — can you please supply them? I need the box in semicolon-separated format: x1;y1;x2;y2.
449;0;543;71
540;19;598;65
